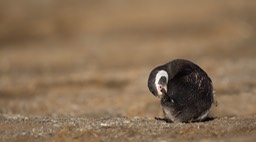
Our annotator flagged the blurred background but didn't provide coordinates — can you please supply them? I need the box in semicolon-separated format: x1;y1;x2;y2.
0;0;256;118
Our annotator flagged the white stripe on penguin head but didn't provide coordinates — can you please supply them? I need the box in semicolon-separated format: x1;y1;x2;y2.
155;70;168;87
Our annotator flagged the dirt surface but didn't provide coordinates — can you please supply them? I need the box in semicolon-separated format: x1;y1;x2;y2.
1;0;256;141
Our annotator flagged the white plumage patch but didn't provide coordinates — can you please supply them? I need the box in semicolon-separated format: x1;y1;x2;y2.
155;70;168;86
198;110;209;120
154;70;168;95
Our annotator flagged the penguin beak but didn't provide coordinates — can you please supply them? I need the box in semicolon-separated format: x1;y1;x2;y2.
161;87;167;95
156;84;167;98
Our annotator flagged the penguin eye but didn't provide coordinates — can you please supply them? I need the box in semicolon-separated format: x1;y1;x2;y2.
158;76;167;85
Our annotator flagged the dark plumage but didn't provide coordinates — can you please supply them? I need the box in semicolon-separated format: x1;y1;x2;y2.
148;59;214;122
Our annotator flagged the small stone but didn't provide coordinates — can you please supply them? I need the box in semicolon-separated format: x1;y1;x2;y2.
100;123;111;127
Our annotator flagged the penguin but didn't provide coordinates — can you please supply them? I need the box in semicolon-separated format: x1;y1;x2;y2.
148;59;214;123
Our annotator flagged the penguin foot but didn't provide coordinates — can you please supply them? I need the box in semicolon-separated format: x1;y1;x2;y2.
197;116;216;122
155;117;173;123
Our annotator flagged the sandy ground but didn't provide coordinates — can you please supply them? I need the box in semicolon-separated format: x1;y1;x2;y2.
0;0;256;141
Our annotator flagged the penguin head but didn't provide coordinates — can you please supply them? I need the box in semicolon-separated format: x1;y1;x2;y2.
148;68;168;97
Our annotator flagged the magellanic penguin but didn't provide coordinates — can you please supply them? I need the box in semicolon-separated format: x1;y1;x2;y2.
148;59;214;123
